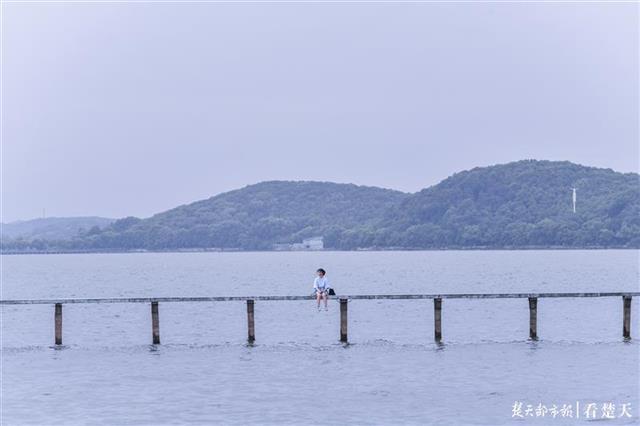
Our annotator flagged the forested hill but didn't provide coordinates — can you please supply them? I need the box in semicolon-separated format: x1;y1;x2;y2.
3;160;639;251
386;161;639;248
93;181;408;250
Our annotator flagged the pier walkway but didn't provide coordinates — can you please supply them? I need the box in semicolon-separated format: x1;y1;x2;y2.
1;292;637;345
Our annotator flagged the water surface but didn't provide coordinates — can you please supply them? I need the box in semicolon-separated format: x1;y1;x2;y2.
2;250;639;425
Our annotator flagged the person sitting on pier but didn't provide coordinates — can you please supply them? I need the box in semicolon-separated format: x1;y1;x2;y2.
313;268;330;311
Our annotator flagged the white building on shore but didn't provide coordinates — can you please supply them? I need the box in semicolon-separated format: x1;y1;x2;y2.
273;236;324;251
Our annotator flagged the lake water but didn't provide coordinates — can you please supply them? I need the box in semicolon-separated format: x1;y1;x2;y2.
1;250;639;425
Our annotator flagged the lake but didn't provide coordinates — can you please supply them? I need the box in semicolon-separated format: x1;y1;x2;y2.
1;250;639;425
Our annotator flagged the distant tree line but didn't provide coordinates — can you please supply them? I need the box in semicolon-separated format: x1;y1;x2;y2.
3;161;639;252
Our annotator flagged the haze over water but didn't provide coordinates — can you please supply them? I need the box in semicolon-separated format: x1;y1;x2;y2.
2;250;638;424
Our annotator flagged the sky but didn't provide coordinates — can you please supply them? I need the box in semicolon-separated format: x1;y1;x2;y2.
1;1;638;222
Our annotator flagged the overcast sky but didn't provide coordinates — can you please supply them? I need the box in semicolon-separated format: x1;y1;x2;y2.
2;2;638;222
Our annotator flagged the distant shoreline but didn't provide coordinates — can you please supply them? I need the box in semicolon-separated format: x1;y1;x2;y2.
1;246;638;255
4;161;640;252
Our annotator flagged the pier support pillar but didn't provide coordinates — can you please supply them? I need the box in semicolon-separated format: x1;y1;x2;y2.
247;300;255;344
528;297;538;340
54;303;62;345
151;301;160;344
623;296;632;339
434;298;442;342
340;298;348;343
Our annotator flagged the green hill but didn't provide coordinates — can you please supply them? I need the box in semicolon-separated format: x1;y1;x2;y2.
383;160;640;248
71;181;408;250
3;160;638;251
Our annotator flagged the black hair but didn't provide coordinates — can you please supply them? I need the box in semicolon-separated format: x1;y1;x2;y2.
317;268;326;275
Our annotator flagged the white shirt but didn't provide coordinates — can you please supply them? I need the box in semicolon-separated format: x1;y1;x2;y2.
313;276;330;291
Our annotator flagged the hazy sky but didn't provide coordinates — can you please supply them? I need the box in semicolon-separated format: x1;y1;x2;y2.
2;2;638;222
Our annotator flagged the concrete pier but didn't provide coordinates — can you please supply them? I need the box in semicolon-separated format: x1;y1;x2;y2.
151;301;160;344
434;298;442;342
340;298;348;343
54;303;62;345
247;300;255;344
1;292;635;345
